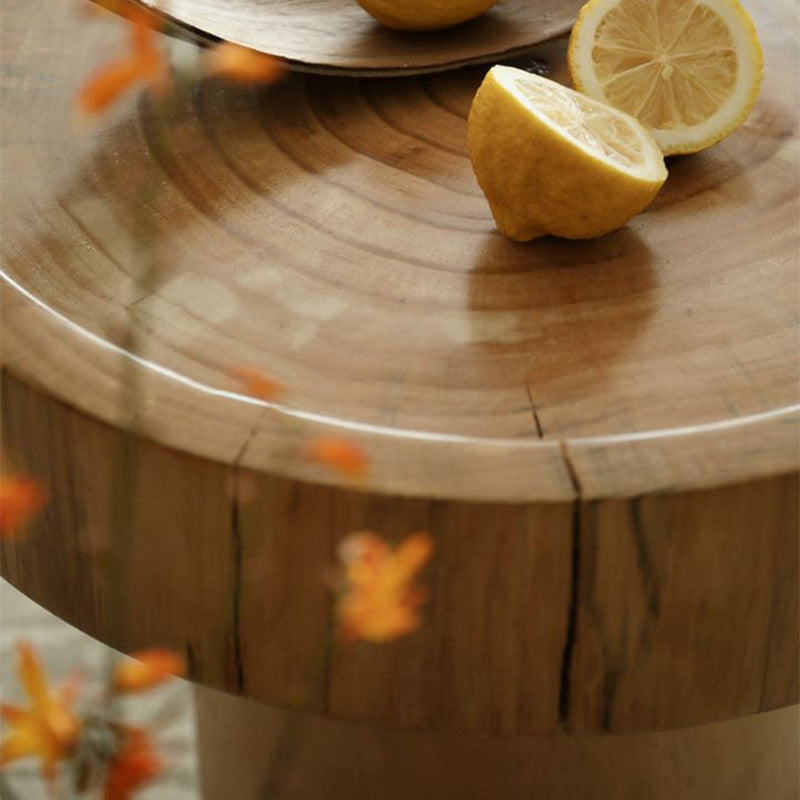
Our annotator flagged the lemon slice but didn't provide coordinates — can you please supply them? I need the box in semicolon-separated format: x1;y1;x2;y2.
467;66;667;240
355;0;499;31
568;0;764;155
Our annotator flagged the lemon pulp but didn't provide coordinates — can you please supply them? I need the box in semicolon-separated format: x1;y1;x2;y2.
569;0;764;154
468;66;667;241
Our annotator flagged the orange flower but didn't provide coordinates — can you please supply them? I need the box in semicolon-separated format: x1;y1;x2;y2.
228;366;284;401
77;5;169;117
204;42;285;85
0;474;46;539
81;0;150;17
305;436;369;480
103;727;163;800
0;642;81;782
113;649;187;694
336;532;433;643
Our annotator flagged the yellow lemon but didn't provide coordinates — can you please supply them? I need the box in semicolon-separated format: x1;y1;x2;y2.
356;0;499;31
467;66;667;241
568;0;764;155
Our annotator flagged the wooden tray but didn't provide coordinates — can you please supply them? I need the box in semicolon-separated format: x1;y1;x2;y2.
134;0;584;75
1;0;798;778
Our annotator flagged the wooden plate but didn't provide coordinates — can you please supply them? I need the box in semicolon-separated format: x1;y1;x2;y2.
134;0;584;75
1;0;798;502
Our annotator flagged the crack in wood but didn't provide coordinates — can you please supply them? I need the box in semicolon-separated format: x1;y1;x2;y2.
230;483;245;694
558;441;584;728
558;499;582;728
234;418;262;466
226;421;264;695
559;441;583;498
557;444;584;731
186;641;198;678
630;497;661;619
524;382;545;438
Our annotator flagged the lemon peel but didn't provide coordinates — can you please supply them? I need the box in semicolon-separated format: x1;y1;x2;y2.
468;66;667;241
568;0;764;155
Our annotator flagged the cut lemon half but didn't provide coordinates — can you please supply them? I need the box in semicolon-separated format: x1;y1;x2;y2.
355;0;499;30
568;0;764;155
467;66;667;241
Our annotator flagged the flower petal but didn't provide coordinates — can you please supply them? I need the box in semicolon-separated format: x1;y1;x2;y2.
305;437;369;480
76;57;146;116
103;727;163;800
0;475;46;539
391;532;434;584
0;726;40;765
334;532;434;644
204;43;285;85
0;643;80;783
228;367;284;401
17;642;51;713
0;704;28;723
113;649;186;694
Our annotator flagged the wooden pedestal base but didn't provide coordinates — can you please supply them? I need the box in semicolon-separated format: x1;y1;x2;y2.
195;687;798;800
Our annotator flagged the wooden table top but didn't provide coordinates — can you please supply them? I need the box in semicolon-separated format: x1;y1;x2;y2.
2;0;798;739
2;0;798;502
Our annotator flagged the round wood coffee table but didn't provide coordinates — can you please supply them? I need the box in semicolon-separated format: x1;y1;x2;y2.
2;0;797;797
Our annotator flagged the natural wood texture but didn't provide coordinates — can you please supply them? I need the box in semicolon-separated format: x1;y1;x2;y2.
129;0;583;76
1;0;798;501
567;477;800;733
320;497;573;733
2;371;797;736
0;374;240;691
565;407;800;499
234;474;574;732
195;687;800;800
0;0;798;784
0;279;575;503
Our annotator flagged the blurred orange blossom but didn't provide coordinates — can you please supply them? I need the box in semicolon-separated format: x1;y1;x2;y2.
77;2;169;116
228;366;285;401
113;649;187;694
77;2;285;117
103;726;163;800
0;643;82;782
0;474;46;540
204;42;285;84
336;531;433;643
306;436;369;480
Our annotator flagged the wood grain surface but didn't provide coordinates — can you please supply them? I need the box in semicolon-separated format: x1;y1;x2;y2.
195;689;799;800
129;0;583;75
1;0;798;758
2;371;797;735
1;0;798;502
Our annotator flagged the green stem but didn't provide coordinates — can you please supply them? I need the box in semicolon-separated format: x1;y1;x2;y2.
102;87;172;718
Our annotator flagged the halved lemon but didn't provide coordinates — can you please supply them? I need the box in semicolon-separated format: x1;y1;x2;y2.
355;0;499;31
568;0;764;155
467;66;667;241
